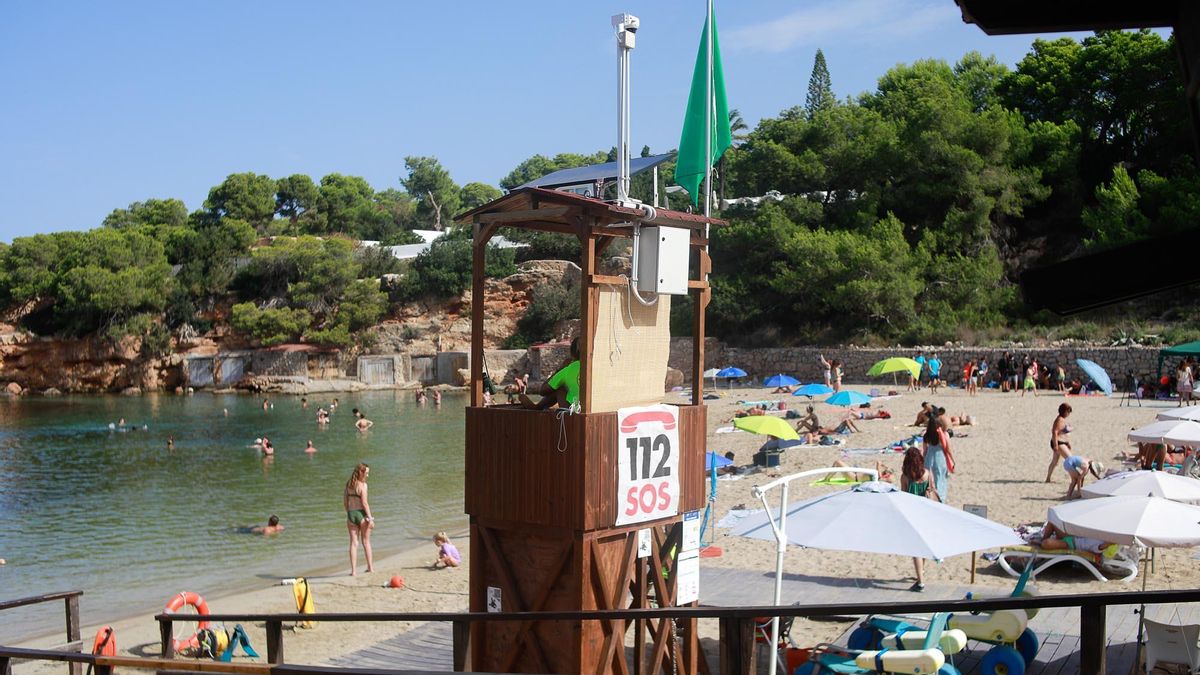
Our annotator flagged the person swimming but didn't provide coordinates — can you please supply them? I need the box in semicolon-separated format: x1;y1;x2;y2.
236;515;284;535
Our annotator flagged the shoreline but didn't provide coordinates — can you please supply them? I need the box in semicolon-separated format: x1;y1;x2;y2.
13;525;473;673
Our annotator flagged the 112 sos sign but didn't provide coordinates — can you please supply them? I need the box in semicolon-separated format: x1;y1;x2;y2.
615;405;680;526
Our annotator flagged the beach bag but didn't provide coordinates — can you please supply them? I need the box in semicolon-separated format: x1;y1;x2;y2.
937;427;956;473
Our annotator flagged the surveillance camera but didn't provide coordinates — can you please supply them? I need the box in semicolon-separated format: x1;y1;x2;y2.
611;13;640;32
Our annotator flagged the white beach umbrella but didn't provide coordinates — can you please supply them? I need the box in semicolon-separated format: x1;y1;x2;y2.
732;481;1021;560
734;470;1021;675
1048;495;1200;548
1049;494;1200;666
1157;407;1200;423
1127;420;1200;445
1081;470;1200;503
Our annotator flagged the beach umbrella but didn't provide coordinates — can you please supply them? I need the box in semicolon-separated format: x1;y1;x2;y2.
732;469;1020;675
791;383;833;398
717;366;747;389
1157;407;1200;423
732;415;800;441
1051;495;1200;668
1082;470;1200;503
733;481;1021;559
705;451;734;468
824;390;872;407
762;373;800;388
867;357;922;379
1075;358;1113;396
1127;419;1200;445
1049;495;1200;548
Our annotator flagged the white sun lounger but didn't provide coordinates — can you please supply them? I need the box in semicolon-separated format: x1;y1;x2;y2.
996;544;1139;582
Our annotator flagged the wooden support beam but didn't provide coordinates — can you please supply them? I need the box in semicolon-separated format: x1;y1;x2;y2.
691;249;711;406
586;273;709;291
718;617;756;675
469;221;490;408
478;207;572;224
265;620;284;664
452;620;470;672
65;595;81;675
579;227;598;413
159;620;175;658
1079;604;1106;675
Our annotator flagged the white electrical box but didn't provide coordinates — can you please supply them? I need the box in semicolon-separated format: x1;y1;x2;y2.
636;226;690;295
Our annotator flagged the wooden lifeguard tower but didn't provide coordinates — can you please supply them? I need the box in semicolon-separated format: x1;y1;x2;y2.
459;187;723;674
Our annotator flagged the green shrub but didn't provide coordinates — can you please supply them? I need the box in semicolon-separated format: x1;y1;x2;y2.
397;235;516;300
508;275;580;345
230;302;312;346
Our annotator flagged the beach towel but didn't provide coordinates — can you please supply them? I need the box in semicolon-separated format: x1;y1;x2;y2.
716;426;738;434
717;508;764;529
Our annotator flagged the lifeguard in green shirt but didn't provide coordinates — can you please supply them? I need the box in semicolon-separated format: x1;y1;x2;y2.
520;338;580;410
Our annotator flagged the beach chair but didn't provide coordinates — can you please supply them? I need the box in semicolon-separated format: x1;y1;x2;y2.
996;543;1138;582
1143;618;1200;673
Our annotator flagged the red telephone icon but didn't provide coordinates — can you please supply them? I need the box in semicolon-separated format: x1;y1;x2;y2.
620;410;676;434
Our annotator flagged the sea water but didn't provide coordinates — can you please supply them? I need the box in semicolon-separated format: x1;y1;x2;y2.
0;391;466;643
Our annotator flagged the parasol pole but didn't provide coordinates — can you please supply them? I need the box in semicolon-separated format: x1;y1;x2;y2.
753;466;879;675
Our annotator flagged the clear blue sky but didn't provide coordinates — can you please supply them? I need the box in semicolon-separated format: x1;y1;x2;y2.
0;0;1098;241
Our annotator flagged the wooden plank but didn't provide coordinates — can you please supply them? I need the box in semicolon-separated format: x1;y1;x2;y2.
66;594;82;675
266;620;284;664
579;231;597;414
478;207;572;224
0;591;83;612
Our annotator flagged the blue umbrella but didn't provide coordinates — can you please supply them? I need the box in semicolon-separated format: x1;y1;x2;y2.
705;451;734;468
717;367;747;378
1076;358;1113;396
763;374;800;388
792;383;834;398
825;390;872;407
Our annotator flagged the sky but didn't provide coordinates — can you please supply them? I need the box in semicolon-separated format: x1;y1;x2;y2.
0;0;1103;241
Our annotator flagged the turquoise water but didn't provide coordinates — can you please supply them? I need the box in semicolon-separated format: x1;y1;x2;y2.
0;391;466;643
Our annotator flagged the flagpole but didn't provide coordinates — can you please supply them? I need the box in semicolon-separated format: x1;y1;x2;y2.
704;0;713;219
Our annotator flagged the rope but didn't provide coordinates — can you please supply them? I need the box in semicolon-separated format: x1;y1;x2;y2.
555;407;575;453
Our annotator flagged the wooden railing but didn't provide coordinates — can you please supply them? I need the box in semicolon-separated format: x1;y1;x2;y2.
0;591;83;675
147;588;1200;675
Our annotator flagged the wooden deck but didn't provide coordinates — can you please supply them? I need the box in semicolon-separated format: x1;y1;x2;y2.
321;565;1198;673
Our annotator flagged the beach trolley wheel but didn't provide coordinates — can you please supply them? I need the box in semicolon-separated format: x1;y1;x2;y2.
847;626;879;650
980;644;1026;675
1015;628;1039;666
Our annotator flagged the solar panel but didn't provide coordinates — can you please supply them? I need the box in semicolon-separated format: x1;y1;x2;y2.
517;152;675;193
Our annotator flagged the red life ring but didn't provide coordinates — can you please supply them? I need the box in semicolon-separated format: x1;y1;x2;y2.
164;592;211;652
91;625;116;656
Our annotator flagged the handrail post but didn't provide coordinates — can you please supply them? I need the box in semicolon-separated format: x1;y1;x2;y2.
1;655;11;675
452;619;470;671
718;616;755;675
265;620;284;664
65;595;81;675
159;618;175;658
1079;602;1106;674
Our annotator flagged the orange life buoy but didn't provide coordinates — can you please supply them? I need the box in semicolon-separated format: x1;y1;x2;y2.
164;592;211;652
91;625;116;656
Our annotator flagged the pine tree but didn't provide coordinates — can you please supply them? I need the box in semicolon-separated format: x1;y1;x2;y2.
805;49;835;118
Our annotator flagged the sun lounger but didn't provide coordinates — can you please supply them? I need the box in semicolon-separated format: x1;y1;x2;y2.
996;544;1138;582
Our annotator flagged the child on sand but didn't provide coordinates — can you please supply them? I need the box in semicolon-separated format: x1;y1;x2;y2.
433;532;460;569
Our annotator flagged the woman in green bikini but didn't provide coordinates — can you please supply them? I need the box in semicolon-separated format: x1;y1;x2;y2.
900;447;939;592
344;463;374;576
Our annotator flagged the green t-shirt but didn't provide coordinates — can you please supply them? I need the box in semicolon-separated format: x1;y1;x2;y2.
547;360;581;405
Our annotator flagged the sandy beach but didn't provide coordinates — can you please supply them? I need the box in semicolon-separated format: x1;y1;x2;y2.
13;383;1198;671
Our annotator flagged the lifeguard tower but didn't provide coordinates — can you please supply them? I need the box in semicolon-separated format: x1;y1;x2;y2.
458;187;722;674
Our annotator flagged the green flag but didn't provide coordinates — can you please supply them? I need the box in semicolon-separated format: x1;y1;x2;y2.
674;8;731;207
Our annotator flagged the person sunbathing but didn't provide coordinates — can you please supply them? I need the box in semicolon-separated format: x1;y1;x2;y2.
846;408;890;422
912;402;933;427
771;385;794;394
796;406;820;434
1038;522;1115;555
830;457;894;483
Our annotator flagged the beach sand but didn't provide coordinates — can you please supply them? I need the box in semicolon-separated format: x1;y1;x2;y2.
14;384;1197;671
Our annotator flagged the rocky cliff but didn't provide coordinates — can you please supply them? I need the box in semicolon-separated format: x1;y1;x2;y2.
0;260;581;394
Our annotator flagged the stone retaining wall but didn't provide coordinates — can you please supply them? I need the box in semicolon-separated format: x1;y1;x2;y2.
668;338;1162;391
